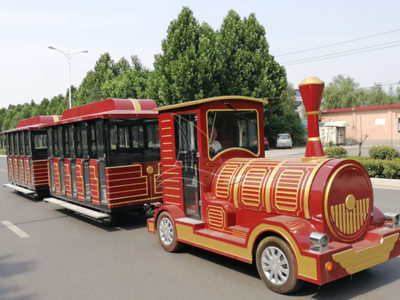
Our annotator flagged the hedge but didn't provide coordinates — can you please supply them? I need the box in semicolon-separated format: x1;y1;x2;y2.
324;146;347;158
369;146;400;160
348;156;400;179
0;149;6;155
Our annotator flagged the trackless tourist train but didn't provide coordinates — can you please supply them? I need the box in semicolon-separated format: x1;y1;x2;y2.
2;77;400;294
2;116;58;198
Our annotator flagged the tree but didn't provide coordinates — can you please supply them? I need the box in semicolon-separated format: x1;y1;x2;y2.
363;84;397;106
75;53;118;106
321;75;364;109
216;11;294;143
147;7;220;105
267;84;305;145
101;56;149;99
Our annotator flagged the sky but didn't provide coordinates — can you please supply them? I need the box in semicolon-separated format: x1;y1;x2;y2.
1;0;400;108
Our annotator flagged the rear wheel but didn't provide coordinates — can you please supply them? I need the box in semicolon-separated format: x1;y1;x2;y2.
157;212;182;252
255;236;301;294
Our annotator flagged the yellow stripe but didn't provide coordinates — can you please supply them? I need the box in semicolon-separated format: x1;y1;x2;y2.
306;111;319;115
307;137;320;142
176;222;317;280
129;99;142;111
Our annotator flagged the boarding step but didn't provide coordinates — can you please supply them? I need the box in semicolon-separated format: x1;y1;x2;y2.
3;183;35;195
44;197;110;220
176;217;206;230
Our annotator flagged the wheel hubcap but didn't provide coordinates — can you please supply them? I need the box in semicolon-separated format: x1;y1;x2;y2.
159;217;174;246
261;246;289;285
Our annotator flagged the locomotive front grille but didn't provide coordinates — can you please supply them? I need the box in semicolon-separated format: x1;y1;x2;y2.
330;197;369;235
324;163;373;242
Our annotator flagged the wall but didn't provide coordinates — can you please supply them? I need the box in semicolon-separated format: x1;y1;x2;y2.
321;107;400;147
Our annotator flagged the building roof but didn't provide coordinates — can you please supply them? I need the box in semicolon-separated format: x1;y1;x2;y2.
155;95;268;112
321;103;400;114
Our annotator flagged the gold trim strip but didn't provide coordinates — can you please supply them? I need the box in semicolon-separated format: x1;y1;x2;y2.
306;111;319;115
129;99;142;111
176;223;317;280
307;137;320;142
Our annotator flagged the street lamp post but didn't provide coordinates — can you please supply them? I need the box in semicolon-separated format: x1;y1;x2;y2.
48;46;88;109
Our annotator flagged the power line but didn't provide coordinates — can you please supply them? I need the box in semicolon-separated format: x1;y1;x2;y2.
276;29;400;57
282;40;400;66
361;82;400;89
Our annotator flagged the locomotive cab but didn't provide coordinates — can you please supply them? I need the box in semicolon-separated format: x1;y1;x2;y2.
152;96;266;220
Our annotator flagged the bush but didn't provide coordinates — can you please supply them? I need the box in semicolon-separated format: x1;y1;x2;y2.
369;146;400;160
0;149;6;155
324;146;347;158
349;157;400;179
382;160;400;179
361;159;385;178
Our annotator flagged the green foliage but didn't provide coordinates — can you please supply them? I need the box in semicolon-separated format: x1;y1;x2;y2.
382;160;400;179
102;56;149;99
349;157;400;179
361;159;385;178
324;146;347;158
322;75;363;109
369;146;400;160
266;84;305;146
322;75;400;109
0;149;6;155
75;53;118;106
147;7;220;105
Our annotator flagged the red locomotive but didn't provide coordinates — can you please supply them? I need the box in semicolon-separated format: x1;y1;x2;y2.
2;116;58;198
147;77;400;293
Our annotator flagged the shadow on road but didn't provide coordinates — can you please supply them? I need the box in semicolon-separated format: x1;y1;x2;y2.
54;208;149;232
0;255;37;300
175;244;400;297
307;258;400;299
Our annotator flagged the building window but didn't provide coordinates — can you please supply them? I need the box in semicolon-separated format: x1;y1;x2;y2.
398;118;400;133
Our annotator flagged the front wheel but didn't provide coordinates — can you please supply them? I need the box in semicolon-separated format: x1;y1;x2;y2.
157;212;182;252
255;236;301;294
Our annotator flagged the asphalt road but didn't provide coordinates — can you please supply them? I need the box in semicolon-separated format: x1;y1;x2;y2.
1;156;400;300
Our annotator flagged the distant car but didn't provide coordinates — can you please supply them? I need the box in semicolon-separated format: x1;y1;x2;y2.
251;137;269;150
264;137;269;150
276;133;292;149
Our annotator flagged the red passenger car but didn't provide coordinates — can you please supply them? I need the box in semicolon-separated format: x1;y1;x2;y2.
148;79;400;293
2;116;58;198
43;98;163;221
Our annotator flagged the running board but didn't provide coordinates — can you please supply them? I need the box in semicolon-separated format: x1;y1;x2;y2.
44;197;110;220
3;183;35;195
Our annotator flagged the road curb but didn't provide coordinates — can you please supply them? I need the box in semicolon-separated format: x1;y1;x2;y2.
371;178;400;190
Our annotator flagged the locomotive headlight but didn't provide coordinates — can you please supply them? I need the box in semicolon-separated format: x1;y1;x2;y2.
384;212;400;229
309;232;329;253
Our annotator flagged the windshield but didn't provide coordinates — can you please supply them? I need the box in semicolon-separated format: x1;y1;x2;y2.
207;110;259;158
278;134;290;139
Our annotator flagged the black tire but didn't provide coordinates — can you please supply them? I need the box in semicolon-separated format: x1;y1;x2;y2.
156;211;182;252
255;236;301;294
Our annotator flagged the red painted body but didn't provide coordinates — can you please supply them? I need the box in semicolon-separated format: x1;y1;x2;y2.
45;98;163;214
2;115;57;196
148;86;400;288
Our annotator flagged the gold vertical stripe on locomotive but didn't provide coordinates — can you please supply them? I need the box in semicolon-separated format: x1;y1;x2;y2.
129;99;142;111
358;202;361;231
